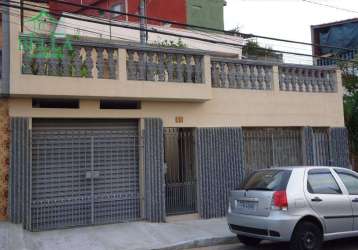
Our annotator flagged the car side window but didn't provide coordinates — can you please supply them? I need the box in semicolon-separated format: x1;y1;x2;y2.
307;169;342;194
335;169;358;195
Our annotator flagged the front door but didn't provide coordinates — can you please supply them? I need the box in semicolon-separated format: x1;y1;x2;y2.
305;168;353;234
164;128;197;215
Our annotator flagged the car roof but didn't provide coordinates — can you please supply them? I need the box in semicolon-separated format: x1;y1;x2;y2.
263;166;352;171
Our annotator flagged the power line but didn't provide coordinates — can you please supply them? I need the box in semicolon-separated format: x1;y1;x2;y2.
49;0;358;53
3;1;358;64
302;0;358;14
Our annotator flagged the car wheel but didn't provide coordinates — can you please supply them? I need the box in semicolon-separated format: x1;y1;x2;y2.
290;221;323;250
237;235;262;246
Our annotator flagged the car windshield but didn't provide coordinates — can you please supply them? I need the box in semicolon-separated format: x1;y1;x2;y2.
240;169;292;191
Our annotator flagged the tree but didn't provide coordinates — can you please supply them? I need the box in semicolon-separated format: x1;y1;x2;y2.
339;55;358;158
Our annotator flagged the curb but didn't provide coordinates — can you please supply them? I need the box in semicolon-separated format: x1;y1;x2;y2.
151;236;239;250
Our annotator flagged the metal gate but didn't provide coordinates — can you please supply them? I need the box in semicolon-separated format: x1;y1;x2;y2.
30;119;141;231
312;128;331;166
243;128;303;174
164;128;196;215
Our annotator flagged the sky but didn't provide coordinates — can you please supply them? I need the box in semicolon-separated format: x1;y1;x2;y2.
224;0;358;64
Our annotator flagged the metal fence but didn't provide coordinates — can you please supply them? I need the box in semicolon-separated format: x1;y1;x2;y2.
29;120;141;231
243;128;303;173
164;128;196;215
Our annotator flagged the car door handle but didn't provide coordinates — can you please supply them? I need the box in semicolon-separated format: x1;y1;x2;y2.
311;197;323;202
352;198;358;203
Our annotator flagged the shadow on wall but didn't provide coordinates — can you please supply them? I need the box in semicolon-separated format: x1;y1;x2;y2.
351;152;358;171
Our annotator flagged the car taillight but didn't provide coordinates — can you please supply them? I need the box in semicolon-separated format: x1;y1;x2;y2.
273;191;288;210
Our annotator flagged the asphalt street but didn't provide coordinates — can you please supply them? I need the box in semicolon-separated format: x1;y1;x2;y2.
190;237;358;250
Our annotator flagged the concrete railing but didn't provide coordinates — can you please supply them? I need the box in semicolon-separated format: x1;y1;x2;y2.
127;48;204;83
278;64;337;93
17;36;341;101
211;58;273;90
21;37;118;79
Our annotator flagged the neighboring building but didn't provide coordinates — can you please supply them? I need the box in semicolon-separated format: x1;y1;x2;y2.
311;18;358;66
49;0;226;30
0;2;350;231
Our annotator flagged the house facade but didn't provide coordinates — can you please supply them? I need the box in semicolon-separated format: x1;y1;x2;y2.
0;3;350;231
49;0;226;29
311;18;358;66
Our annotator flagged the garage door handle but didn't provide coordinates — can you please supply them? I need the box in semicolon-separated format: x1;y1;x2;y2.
311;197;322;202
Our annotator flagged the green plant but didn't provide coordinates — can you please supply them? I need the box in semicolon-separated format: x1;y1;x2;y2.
339;55;358;155
242;40;277;58
150;38;187;48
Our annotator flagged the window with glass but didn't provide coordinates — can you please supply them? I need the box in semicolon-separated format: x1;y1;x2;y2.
307;169;342;194
335;169;358;195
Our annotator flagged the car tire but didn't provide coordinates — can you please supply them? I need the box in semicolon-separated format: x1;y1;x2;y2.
237;235;262;246
290;221;323;250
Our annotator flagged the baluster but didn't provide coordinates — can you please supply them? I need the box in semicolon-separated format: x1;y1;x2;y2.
317;70;323;92
243;65;250;89
73;46;82;77
310;70;317;92
257;65;264;90
185;55;193;83
264;66;273;90
36;56;46;75
127;50;136;80
298;69;305;92
288;68;294;91
236;64;243;89
22;48;33;74
108;49;117;79
220;62;227;88
329;71;337;92
84;47;93;78
176;54;184;82
146;52;155;81
228;63;236;88
158;53;165;81
96;47;105;79
62;45;71;77
211;61;219;87
167;54;174;82
49;41;60;76
279;68;285;90
250;66;258;89
194;56;202;83
138;51;146;80
303;69;310;92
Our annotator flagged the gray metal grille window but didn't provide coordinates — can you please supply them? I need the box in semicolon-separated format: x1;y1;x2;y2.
312;128;331;166
29;119;141;231
243;128;303;174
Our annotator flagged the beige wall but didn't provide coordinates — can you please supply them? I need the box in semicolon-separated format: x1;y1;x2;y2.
9;84;345;127
7;4;345;128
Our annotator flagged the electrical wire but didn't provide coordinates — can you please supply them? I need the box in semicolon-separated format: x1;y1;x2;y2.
302;0;358;14
17;0;356;59
3;1;358;64
48;0;358;53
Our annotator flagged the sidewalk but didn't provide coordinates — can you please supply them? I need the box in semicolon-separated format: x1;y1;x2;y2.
0;218;238;250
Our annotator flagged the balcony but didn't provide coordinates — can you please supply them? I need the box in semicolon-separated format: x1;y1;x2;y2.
12;36;341;103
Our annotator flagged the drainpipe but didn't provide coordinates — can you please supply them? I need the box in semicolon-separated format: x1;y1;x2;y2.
139;0;147;45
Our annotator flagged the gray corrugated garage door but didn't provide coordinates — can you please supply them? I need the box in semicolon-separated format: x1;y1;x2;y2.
29;119;140;231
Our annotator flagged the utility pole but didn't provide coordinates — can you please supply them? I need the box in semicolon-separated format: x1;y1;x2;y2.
139;0;147;44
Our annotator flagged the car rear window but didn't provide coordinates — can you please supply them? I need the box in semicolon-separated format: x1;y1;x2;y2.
240;169;292;191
